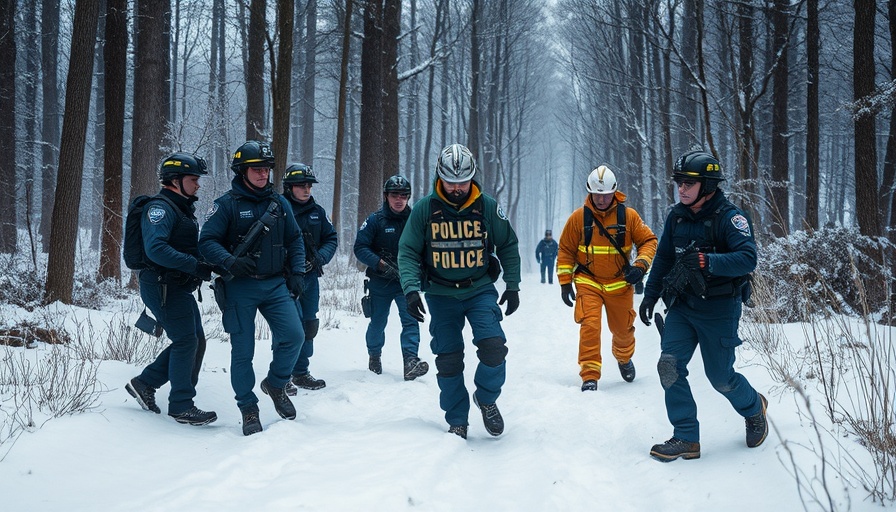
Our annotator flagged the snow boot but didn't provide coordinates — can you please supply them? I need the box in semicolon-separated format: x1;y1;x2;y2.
448;425;468;439
369;355;382;375
260;378;297;420
126;377;161;414
240;404;263;436
292;372;326;390
472;392;504;436
649;437;701;462
403;356;429;381
581;380;598;392
169;406;217;426
745;393;769;448
618;360;636;382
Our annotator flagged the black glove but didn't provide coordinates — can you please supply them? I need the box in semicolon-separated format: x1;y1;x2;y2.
499;290;520;315
229;256;257;277
379;260;400;280
406;291;426;322
624;265;645;285
304;256;322;274
561;283;576;307
287;273;305;298
195;261;215;281
639;296;658;326
680;251;707;272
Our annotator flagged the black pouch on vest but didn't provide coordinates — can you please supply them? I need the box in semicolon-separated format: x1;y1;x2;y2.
360;279;372;318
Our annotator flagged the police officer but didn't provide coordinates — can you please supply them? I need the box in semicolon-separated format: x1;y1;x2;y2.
281;163;338;391
199;140;306;436
398;144;521;440
354;175;429;380
126;152;217;426
639;150;767;462
535;229;558;284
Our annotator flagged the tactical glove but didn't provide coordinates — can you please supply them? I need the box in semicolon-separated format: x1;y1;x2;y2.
287;273;306;298
378;260;400;280
195;261;215;281
561;283;576;307
639;296;658;326
406;291;426;322
624;265;645;285
499;290;520;316
229;256;257;277
680;252;707;271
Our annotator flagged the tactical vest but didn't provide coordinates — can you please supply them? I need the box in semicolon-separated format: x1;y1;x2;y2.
147;196;200;262
425;196;491;285
226;192;287;276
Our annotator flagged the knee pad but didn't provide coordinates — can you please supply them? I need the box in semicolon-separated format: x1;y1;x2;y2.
476;337;508;367
435;351;464;377
303;319;320;341
657;354;678;390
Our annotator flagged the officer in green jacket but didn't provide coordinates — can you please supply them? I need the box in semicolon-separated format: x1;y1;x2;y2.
397;143;521;440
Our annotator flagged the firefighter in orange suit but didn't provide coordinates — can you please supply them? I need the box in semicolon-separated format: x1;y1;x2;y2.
557;165;657;391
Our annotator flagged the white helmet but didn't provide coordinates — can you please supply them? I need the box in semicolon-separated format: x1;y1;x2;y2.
436;144;477;183
586;165;618;194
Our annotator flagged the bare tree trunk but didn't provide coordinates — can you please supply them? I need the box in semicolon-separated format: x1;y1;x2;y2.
99;0;127;283
91;1;106;252
422;0;447;196
381;0;401;178
676;0;698;149
300;0;316;164
0;0;16;253
246;0;267;141
853;0;880;236
290;2;304;161
359;0;385;219
40;0;60;253
467;0;481;160
23;0;39;264
45;0;101;303
404;0;419;180
270;0;295;187
332;0;354;235
214;0;228;175
769;0;790;237
805;0;819;230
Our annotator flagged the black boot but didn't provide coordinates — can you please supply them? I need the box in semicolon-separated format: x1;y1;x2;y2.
745;394;769;448
169;406;218;426
240;404;263;436
649;437;701;462
618;360;636;383
292;372;326;390
261;378;297;420
473;392;504;436
369;355;382;375
126;377;161;414
581;380;598;392
448;425;468;439
403;356;429;381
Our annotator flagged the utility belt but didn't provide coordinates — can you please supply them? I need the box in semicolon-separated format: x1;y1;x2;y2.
141;268;198;288
246;272;282;280
428;273;476;289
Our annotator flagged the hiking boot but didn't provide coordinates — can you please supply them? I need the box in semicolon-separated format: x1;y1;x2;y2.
448;425;468;439
581;380;598;392
745;393;769;448
126;377;161;414
619;360;636;383
284;380;298;396
650;437;701;462
292;372;326;390
240;404;263;436
169;406;217;426
368;355;382;375
472;392;504;436
403;356;429;381
260;378;297;420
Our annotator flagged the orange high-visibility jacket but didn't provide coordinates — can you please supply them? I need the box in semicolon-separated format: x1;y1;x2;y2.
557;191;657;291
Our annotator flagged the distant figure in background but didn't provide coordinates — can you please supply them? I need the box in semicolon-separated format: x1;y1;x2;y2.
282;163;338;392
125;152;217;427
535;230;558;284
354;175;429;380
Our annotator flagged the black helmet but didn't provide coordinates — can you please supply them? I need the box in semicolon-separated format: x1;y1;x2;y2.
282;163;318;188
159;152;208;182
436;144;477;183
231;140;275;174
383;175;411;194
672;150;723;194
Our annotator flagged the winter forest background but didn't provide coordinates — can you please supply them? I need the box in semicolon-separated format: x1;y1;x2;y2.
0;0;895;508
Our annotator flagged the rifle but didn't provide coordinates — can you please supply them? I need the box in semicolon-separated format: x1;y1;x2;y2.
377;250;400;281
221;201;281;281
302;231;324;277
660;241;706;308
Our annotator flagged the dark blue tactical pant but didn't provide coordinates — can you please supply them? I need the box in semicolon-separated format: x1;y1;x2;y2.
365;279;420;359
220;276;302;408
138;272;204;415
292;275;318;375
540;258;555;284
426;285;508;427
658;295;763;443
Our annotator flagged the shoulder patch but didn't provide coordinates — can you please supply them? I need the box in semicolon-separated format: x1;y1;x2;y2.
359;219;368;230
205;203;219;222
147;205;166;224
731;214;751;236
496;204;508;221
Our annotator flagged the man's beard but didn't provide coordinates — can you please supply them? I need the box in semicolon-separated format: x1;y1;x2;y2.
445;187;469;204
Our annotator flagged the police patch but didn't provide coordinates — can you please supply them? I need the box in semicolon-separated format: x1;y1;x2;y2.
205;203;219;222
496;204;508;220
731;214;751;235
147;206;165;224
240;210;253;219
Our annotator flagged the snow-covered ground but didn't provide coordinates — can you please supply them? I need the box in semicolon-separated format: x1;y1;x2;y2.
0;271;884;511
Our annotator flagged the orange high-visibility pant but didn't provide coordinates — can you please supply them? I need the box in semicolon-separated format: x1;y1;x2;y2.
573;283;636;382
